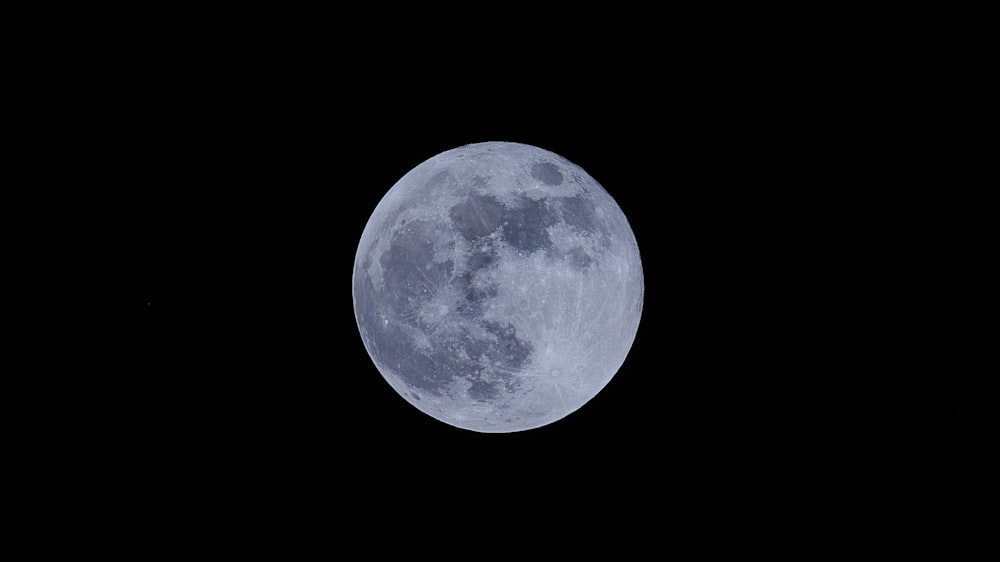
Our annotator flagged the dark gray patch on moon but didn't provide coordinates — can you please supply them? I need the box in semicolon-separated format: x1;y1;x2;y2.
373;321;443;392
488;321;532;364
554;194;596;232
467;321;533;400
531;162;563;185
466;379;498;401
367;219;532;400
554;194;612;248
426;170;452;190
449;194;504;240
562;247;592;269
464;242;498;272
450;193;560;254
457;246;498;317
502;196;557;253
378;220;453;313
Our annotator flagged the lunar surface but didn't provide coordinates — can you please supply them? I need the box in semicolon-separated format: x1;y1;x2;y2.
353;142;643;432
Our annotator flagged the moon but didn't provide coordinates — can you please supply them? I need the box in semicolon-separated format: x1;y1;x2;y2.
353;141;643;432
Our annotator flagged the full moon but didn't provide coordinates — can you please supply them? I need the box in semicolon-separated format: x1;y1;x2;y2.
353;142;643;432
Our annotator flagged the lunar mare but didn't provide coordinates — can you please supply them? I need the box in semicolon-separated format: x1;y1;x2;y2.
353;142;643;432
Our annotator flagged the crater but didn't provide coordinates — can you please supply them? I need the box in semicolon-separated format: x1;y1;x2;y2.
531;162;563;186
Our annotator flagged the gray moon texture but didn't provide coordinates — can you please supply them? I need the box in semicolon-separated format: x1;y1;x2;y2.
353;141;643;432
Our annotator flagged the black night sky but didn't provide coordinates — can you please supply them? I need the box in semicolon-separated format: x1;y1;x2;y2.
139;8;958;560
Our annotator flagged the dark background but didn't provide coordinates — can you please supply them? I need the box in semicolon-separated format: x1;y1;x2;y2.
138;8;953;560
